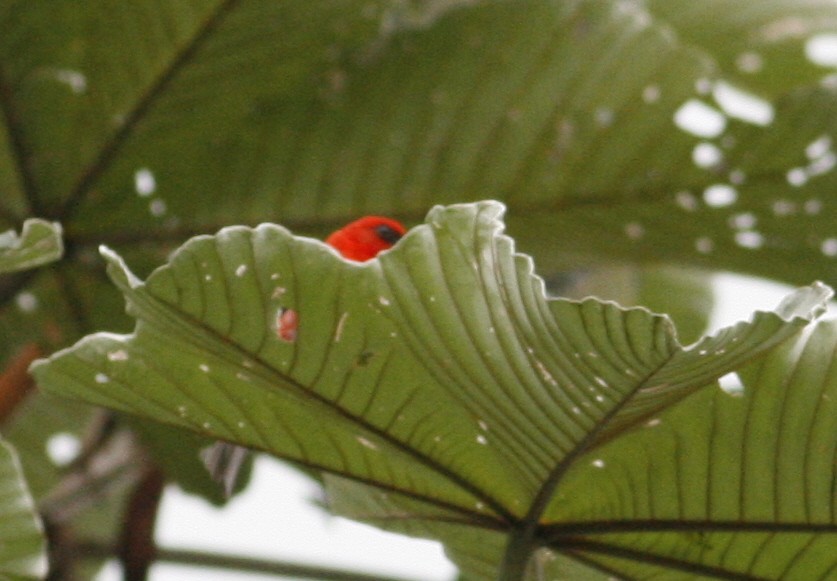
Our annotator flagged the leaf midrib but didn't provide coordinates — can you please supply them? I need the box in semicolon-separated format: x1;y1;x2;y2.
541;519;837;538
59;0;245;222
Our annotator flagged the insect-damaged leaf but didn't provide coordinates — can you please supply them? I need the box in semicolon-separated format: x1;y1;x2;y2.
30;201;834;579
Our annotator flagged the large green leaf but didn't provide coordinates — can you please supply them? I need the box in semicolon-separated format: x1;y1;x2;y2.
0;440;47;580
537;319;837;579
2;0;836;286
30;201;834;578
646;0;837;96
0;219;62;274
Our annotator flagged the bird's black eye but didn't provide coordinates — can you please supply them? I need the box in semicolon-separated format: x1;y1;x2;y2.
375;224;403;244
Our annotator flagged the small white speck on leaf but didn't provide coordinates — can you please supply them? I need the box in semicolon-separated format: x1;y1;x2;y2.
46;433;81;466
94;373;109;384
334;312;349;343
729;169;746;184
642;84;661;103
713;82;774;126
693;142;723;168
52;68;88;94
595;107;615;127
624;222;644;240
736;51;763;73
806;135;833;160
235;264;248;277
786;167;808;187
821;238;837;257
703;184;738;207
107;350;129;362
719;372;744;395
15;292;38;313
134;168;156;196
729;212;757;230
149;199;167;217
695;77;714;94
378;296;390;306
199;364;210;373
735;230;764;249
809;151;837;176
476;434;488;445
638;384;670;395
772;199;798;216
674;99;726;138
356;436;378;450
695;237;714;254
806;34;837;66
675;190;699;212
535;360;558;386
591;459;606;468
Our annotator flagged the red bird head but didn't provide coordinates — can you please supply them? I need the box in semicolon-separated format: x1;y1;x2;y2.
325;216;406;262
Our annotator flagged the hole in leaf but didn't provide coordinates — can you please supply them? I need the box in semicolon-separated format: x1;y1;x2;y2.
134;168;156;196
46;433;81;466
674;99;726;138
718;372;744;395
703;184;737;207
275;308;299;342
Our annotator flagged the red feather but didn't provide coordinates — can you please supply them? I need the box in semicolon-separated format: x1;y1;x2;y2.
325;216;406;262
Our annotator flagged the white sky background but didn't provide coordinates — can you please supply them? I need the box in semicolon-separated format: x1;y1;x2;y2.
92;30;837;581
154;459;458;581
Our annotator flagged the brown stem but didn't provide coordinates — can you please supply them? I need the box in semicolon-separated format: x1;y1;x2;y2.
118;466;166;581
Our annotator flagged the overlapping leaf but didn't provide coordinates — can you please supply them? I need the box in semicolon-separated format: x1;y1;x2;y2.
0;219;62;274
536;320;837;580
0;441;47;580
30;201;833;578
0;0;829;291
646;0;837;95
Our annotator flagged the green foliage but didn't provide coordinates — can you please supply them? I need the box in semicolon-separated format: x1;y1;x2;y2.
0;220;57;579
3;0;837;578
32;202;836;579
0;219;62;274
0;441;46;580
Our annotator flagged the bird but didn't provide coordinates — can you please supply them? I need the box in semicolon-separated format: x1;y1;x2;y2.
324;216;406;262
202;216;406;496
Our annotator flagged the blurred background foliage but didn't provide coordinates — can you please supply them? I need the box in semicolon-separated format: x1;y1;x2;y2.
2;0;837;578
